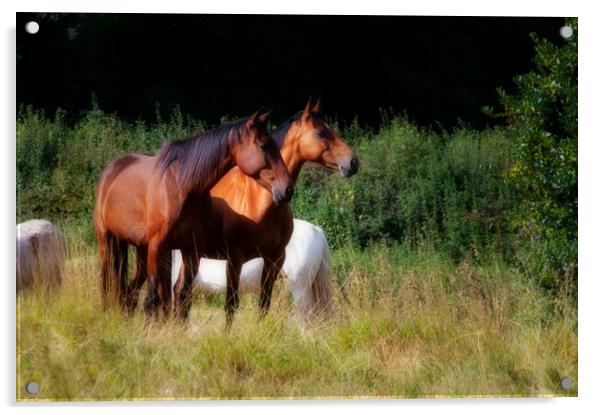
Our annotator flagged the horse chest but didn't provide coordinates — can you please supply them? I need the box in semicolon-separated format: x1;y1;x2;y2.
230;216;291;256
168;194;212;245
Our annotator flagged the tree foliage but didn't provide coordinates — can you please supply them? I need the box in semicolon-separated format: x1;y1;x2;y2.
16;13;564;129
487;18;577;290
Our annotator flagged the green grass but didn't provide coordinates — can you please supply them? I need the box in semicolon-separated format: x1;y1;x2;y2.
16;228;577;400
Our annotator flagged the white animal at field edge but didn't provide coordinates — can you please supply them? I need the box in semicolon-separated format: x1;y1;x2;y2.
172;219;333;321
16;219;66;292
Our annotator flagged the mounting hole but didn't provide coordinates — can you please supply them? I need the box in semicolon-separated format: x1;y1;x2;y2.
25;21;40;35
25;381;40;395
559;26;573;39
559;377;573;390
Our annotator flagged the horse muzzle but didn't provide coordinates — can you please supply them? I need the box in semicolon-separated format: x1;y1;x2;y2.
273;185;294;205
339;156;359;178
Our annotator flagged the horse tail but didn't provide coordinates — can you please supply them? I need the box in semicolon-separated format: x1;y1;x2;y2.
99;231;128;309
308;237;334;321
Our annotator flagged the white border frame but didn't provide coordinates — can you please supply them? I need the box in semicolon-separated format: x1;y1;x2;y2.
3;1;601;414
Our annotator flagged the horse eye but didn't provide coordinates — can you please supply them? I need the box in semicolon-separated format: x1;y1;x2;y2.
317;129;328;139
259;142;269;151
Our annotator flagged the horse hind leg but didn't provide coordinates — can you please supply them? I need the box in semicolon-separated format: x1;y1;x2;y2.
116;239;129;309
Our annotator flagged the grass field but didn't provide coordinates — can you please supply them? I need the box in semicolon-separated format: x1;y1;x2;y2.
16;225;577;401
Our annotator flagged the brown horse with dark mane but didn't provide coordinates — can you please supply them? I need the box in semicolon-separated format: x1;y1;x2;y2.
137;100;358;325
93;112;292;319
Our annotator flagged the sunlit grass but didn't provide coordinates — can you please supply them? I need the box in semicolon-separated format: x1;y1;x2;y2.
16;229;577;401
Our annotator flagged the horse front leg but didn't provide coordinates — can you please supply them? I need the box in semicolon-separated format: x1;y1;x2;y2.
126;246;147;313
259;252;285;318
225;255;243;330
145;238;172;321
173;248;200;321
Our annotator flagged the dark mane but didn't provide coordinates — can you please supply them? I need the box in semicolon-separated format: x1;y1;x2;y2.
156;117;249;193
272;111;325;149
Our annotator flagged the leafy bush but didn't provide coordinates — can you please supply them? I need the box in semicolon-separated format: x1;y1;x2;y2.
485;18;577;291
16;103;204;221
292;116;517;261
17;99;573;291
17;105;517;263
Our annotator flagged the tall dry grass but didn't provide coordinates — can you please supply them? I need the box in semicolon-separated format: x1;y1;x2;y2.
16;226;577;401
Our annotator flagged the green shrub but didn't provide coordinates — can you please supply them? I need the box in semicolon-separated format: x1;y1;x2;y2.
16;101;570;293
292;116;517;261
16;103;204;223
17;106;517;262
485;17;577;292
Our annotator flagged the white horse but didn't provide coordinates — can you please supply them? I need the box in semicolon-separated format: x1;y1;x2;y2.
172;219;333;321
16;219;66;292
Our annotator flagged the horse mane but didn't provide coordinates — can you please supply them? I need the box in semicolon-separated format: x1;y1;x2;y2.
156;117;248;193
272;111;325;149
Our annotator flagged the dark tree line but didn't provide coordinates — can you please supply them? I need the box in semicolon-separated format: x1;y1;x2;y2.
17;13;564;128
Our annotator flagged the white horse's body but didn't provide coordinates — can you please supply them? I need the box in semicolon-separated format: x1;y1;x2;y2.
172;219;333;320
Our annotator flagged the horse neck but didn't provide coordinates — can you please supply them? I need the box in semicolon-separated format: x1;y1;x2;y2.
240;173;285;221
240;124;307;221
279;124;307;185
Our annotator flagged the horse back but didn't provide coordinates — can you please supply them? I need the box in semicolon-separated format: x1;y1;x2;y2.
95;153;151;200
94;153;156;245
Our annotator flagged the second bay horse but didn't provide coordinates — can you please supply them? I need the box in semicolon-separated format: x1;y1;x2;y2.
138;100;358;325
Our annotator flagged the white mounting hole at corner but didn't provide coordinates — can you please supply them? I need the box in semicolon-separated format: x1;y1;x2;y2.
559;26;573;39
25;21;40;35
25;381;40;395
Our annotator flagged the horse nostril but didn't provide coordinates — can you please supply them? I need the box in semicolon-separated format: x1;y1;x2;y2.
349;156;359;172
285;185;294;201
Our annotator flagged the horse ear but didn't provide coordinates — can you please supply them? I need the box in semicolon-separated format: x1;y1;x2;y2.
303;98;312;122
312;99;321;114
246;111;260;128
258;111;271;124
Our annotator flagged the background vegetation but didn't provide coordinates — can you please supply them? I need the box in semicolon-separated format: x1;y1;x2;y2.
16;17;577;399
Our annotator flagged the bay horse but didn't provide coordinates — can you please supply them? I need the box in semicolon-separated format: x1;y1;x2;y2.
171;218;333;323
93;112;292;319
139;100;357;325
